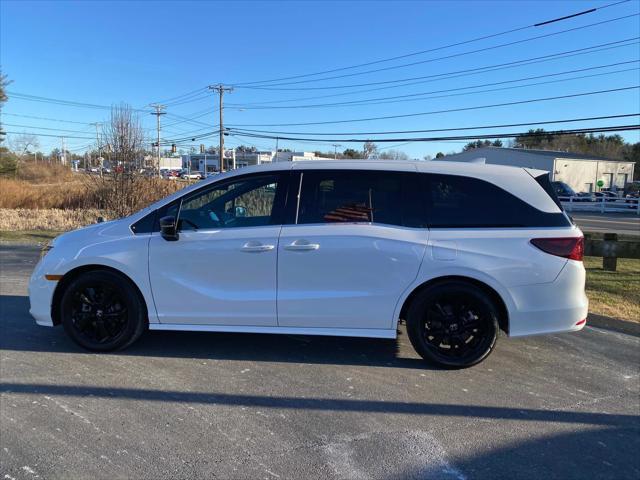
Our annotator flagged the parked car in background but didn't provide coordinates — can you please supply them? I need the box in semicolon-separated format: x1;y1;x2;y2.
30;161;586;368
624;181;640;197
551;181;576;198
181;171;203;180
593;191;619;199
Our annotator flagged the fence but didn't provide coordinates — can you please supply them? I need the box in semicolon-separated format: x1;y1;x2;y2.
559;195;640;215
584;233;640;271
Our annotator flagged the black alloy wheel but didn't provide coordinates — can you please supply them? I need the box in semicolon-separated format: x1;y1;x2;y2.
406;281;499;368
60;270;146;351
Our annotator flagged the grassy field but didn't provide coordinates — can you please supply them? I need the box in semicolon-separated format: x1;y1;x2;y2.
584;256;640;323
0;230;62;243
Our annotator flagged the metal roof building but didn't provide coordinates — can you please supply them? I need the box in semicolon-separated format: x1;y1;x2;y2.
440;147;635;193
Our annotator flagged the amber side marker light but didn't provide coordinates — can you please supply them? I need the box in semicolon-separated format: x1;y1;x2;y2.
44;274;63;281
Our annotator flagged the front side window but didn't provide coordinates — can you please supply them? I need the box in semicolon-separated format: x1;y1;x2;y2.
297;170;422;227
177;174;282;230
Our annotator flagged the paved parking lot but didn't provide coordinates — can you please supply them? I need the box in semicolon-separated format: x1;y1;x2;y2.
1;244;639;479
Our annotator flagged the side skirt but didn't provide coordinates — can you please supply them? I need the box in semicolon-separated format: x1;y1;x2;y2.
149;324;398;339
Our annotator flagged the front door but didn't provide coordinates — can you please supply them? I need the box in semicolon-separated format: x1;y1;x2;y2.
277;169;428;330
149;172;288;326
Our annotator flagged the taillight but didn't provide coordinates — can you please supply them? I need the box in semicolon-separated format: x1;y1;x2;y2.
530;236;584;261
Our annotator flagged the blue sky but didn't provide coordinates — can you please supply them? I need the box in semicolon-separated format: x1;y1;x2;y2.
1;0;639;158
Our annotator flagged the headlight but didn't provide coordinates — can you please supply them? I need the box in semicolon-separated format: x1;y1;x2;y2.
40;241;54;259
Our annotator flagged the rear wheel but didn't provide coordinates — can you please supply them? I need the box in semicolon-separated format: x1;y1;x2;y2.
60;270;146;351
406;281;499;368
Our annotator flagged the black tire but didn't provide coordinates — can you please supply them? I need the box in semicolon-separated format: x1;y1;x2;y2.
406;281;499;368
60;270;147;352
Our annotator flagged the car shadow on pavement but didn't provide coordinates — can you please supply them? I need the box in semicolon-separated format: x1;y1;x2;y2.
0;382;638;429
1;294;434;370
388;427;640;480
587;313;640;337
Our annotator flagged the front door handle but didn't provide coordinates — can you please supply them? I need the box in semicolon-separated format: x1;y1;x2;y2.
284;240;320;251
241;242;275;253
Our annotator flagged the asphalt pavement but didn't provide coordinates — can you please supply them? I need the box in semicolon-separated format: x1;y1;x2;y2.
1;244;639;480
571;212;640;236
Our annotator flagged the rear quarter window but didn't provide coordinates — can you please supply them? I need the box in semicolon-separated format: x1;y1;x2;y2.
423;173;570;228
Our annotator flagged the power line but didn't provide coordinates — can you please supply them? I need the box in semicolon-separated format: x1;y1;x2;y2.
3;131;95;139
6;92;148;112
232;0;631;86
229;113;640;137
1;113;93;125
2;123;98;134
228;85;640;127
236;13;639;90
149;87;209;106
227;61;639;110
226;38;639;106
229;125;640;144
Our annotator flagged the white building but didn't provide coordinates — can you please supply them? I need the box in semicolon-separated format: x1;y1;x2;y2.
182;150;334;174
440;147;635;193
143;155;182;170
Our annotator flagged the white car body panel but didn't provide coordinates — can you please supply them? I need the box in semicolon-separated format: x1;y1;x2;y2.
148;227;280;326
277;223;428;329
29;160;588;342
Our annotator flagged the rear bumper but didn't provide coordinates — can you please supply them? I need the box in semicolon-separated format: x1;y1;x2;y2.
507;259;588;337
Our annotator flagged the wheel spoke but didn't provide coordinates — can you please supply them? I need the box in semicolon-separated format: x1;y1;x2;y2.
67;282;128;345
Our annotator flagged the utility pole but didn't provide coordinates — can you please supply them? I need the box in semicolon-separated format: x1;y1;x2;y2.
208;85;233;172
61;136;66;166
331;144;342;160
149;104;166;177
90;122;102;174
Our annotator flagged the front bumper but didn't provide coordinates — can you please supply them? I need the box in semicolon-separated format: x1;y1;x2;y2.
28;259;58;327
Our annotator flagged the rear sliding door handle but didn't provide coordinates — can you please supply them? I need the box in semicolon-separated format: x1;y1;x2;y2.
241;242;275;253
284;240;320;251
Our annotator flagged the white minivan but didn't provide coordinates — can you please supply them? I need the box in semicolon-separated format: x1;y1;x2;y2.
29;160;587;368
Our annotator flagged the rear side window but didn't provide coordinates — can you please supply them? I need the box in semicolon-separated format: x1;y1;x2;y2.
423;173;570;228
297;170;424;228
535;173;563;209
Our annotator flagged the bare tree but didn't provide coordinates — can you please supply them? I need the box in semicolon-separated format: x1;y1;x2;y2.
363;141;378;159
103;103;145;168
89;104;148;218
379;149;409;161
11;133;40;154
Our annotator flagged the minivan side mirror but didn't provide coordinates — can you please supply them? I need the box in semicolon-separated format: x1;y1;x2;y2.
159;215;179;241
235;205;247;217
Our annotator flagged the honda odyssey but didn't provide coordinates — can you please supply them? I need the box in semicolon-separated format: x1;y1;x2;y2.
29;160;588;368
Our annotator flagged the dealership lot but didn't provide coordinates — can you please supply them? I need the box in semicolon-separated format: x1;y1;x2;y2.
1;244;639;480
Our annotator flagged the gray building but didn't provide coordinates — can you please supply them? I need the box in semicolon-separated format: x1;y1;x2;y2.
440;147;635;193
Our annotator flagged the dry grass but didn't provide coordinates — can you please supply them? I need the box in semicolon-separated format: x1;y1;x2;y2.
0;208;107;231
16;162;75;183
0;174;184;212
585;256;640;323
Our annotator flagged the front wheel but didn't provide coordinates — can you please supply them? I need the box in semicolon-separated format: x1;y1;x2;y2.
406;281;499;368
60;270;146;351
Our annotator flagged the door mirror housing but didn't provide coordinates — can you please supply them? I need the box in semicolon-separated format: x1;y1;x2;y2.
234;205;247;218
159;215;179;241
